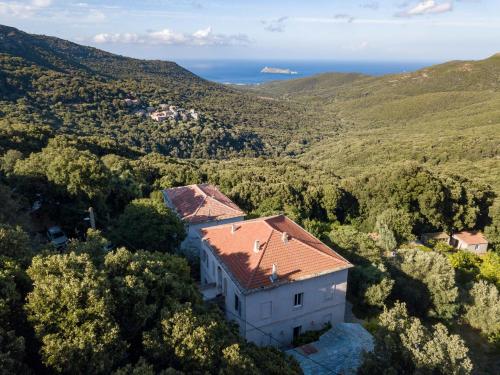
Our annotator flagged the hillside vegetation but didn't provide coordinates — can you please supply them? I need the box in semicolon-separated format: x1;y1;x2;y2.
254;54;500;197
1;25;500;375
0;25;336;158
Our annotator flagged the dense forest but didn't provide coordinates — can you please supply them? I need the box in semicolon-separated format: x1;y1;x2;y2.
0;25;499;374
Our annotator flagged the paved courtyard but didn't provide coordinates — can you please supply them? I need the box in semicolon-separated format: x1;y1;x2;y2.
286;323;374;375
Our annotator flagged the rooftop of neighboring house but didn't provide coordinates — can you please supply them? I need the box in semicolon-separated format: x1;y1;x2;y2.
200;215;353;292
163;184;245;224
421;232;450;240
452;231;488;245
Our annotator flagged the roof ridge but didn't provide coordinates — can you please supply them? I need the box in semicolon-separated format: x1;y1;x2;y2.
206;194;244;214
245;227;275;289
202;215;282;229
285;217;351;264
188;190;208;219
198;184;244;214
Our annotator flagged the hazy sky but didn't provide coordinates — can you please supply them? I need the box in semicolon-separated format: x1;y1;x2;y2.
1;0;499;62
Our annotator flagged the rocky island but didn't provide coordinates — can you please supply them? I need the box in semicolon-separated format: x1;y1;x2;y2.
260;66;298;75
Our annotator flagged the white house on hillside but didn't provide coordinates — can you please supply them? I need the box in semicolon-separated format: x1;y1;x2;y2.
451;231;488;254
162;184;245;257
199;215;353;347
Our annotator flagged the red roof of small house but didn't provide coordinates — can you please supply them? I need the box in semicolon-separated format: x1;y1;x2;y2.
200;215;352;291
453;231;488;245
163;184;245;224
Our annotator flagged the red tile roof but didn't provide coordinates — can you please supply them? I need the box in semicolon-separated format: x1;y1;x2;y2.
201;215;352;291
453;231;488;245
163;184;245;224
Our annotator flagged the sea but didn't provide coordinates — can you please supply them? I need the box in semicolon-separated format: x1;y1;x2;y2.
177;60;435;85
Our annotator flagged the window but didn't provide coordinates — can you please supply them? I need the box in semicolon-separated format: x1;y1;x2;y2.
234;294;241;316
202;250;208;266
474;244;479;251
324;284;336;301
260;301;272;319
293;292;303;307
293;326;302;339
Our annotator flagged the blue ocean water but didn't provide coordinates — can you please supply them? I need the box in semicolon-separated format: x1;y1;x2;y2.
177;60;434;85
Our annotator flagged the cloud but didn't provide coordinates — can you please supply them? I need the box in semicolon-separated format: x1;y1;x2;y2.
334;14;355;23
396;0;453;17
0;0;52;17
262;16;288;32
91;27;249;47
361;1;379;10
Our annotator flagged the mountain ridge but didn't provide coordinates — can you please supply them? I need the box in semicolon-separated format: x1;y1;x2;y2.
0;25;330;158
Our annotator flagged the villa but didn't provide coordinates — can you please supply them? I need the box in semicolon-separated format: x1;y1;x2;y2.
199;214;353;347
162;184;245;257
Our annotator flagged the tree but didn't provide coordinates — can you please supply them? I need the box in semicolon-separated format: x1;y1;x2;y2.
112;198;185;253
395;249;458;319
375;208;415;245
67;229;110;265
478;251;500;287
0;149;23;176
0;184;28;228
111;358;156;375
329;225;383;264
364;277;395;308
447;251;481;285
101;154;143;214
25;253;126;374
376;224;397;253
0;225;33;265
15;142;111;200
359;302;472;375
484;203;500;251
465;281;500;345
144;305;233;373
219;344;259;375
302;218;330;239
104;248;200;344
0;257;29;375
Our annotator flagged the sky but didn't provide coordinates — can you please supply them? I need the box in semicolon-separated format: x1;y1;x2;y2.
0;0;499;62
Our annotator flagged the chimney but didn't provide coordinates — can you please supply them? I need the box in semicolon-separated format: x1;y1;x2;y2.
282;232;288;244
231;224;236;234
270;264;278;282
253;240;260;253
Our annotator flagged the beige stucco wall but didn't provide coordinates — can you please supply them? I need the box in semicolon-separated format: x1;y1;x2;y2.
200;239;349;347
453;237;488;255
243;269;348;347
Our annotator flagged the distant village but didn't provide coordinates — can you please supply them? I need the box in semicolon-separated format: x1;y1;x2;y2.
124;96;200;122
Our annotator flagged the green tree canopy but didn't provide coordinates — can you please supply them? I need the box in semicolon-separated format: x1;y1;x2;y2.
478;251;500;287
104;248;200;344
25;253;126;374
360;302;473;375
0;257;29;375
0;225;33;265
394;249;458;319
15;141;111;200
465;281;500;345
375;208;415;245
112;198;185;252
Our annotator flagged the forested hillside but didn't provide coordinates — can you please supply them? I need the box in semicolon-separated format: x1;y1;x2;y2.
1;25;499;375
254;55;500;190
0;25;334;158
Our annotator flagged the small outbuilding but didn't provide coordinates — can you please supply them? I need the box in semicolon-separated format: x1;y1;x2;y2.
451;231;488;254
420;232;450;246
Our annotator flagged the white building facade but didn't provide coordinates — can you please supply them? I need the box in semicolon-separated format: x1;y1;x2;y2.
200;215;352;347
451;231;488;255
